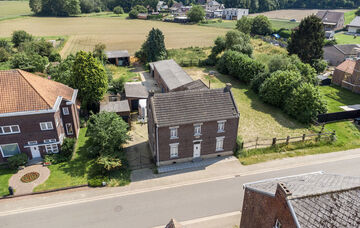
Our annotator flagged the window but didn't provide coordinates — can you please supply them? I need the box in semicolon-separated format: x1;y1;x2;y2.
0;125;20;135
62;107;69;115
170;143;179;158
40;122;53;131
194;124;202;136
216;137;224;151
217;120;226;133
28;141;37;145
0;143;20;158
66;123;74;135
44;139;59;153
274;219;282;228
169;126;178;139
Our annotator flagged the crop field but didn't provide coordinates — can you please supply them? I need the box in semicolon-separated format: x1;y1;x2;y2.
0;17;227;56
0;1;31;21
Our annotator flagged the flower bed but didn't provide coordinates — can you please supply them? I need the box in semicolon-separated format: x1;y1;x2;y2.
20;172;40;183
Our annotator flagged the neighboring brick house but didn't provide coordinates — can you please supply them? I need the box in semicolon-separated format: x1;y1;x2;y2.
149;59;193;93
240;172;360;228
316;10;345;31
0;69;80;162
147;84;239;166
323;44;360;66
332;58;360;94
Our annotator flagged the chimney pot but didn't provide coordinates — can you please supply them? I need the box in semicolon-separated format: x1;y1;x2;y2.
224;83;232;92
149;90;155;97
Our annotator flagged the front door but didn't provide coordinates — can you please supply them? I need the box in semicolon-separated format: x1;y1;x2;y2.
30;146;41;159
193;143;201;158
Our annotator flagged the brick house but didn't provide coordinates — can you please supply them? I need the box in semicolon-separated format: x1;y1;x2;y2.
323;44;360;66
147;84;239;166
316;10;345;31
240;172;360;227
332;58;360;94
0;69;80;162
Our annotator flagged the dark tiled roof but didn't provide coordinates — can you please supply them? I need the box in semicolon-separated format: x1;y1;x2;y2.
105;50;129;59
245;172;360;227
334;44;360;55
151;59;193;91
316;11;344;24
174;79;209;91
150;88;239;127
124;82;148;98
100;100;130;113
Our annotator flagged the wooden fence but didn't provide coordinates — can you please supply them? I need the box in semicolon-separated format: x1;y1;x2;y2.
241;129;335;150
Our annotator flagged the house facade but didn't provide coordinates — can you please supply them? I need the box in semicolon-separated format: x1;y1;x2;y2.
332;58;360;94
316;10;345;31
323;44;360;66
240;172;360;227
205;0;223;12
222;8;248;20
0;70;80;163
147;84;239;166
348;16;360;34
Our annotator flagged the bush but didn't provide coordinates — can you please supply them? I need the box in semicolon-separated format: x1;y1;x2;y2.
61;138;76;158
187;5;205;23
129;5;147;19
113;6;124;15
44;153;68;164
18;39;54;58
88;176;108;187
10;52;49;72
250;72;270;94
8;153;28;169
49;52;61;62
11;30;33;48
108;77;126;94
251;15;272;36
312;59;328;74
0;48;10;62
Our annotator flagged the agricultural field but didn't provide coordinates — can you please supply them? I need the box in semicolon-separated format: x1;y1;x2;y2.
0;17;227;57
0;1;32;21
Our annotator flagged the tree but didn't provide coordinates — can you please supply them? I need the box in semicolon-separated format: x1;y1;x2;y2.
135;28;167;63
108;77;126;95
71;51;108;108
259;70;302;107
29;0;42;14
87;112;130;171
251;15;272;35
113;6;124;15
225;30;253;56
284;83;327;123
287;15;325;64
0;48;11;62
187;5;205;23
11;30;33;48
10;52;48;72
236;16;253;34
312;59;328;74
129;5;147;18
0;39;11;52
47;54;75;85
93;43;107;63
356;7;360;16
18;39;54;58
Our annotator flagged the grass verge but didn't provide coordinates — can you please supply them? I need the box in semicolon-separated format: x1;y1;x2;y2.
0;168;17;196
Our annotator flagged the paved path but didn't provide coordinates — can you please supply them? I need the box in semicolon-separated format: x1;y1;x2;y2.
8;165;50;195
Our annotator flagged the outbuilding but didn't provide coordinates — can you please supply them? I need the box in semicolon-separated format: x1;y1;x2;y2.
100;100;131;124
105;50;130;66
124;82;149;111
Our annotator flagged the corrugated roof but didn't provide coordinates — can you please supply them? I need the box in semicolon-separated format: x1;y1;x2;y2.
150;88;239;127
124;82;148;98
0;69;75;114
151;59;193;91
105;50;129;59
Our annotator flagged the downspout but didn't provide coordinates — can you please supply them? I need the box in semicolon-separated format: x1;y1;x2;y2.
156;124;160;166
287;200;301;228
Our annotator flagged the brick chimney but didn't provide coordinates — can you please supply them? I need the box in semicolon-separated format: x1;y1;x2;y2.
275;182;292;199
224;83;232;92
148;90;155;97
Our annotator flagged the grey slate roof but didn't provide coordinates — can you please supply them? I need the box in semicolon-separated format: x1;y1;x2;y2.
100;100;130;113
174;79;209;91
245;172;360;227
150;88;239;127
349;16;360;27
124;82;148;99
334;44;360;55
151;59;193;91
105;50;129;59
316;11;344;24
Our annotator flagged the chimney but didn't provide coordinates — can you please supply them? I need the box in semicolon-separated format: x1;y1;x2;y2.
149;90;155;97
275;182;292;198
224;83;232;92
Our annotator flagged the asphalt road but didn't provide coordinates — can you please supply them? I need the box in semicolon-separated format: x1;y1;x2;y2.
2;157;360;228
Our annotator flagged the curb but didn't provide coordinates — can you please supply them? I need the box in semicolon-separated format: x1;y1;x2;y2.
0;185;89;200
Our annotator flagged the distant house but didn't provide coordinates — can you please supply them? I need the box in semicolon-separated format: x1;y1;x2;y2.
222;8;248;20
316;10;345;31
124;82;149;111
170;2;183;16
332;58;360;94
105;50;130;66
0;70;80;162
147;84;240;166
149;59;193;92
205;0;223;12
156;1;168;11
240;172;360;227
348;16;360;34
323;44;360;66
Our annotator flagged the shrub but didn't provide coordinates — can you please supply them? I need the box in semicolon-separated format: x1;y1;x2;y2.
49;52;61;62
0;48;10;62
250;72;270;94
108;77;126;94
225;30;253;56
312;59;328;74
10;52;49;72
11;30;33;48
113;6;124;15
128;5;147;19
251;15;272;36
18;39;54;58
277;29;291;39
44;154;68;164
236;16;253;34
8;153;28;169
60;137;76;158
88;176;108;187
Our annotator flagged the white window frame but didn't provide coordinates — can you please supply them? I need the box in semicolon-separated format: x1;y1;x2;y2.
0;143;21;158
194;123;202;136
0;125;20;135
274;219;282;228
44;139;59;153
65;123;74;135
40;122;54;131
217;120;226;133
169;143;179;158
62;107;70;115
169;126;179;139
216;136;225;151
28;141;38;145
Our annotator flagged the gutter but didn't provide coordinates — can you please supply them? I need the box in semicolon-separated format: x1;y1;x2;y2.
287;199;301;228
156;124;160;166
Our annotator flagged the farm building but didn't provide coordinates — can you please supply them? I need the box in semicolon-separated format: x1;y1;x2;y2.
323;44;360;66
124;82;149;111
100;99;131;124
332;58;360;94
174;16;189;23
316;10;344;31
105;50;130;66
348;16;360;34
222;8;248;20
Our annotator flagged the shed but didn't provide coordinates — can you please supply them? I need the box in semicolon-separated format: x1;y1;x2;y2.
100;100;131;123
124;82;149;111
105;50;130;66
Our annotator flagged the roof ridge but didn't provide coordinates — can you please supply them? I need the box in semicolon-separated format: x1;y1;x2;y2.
16;69;53;108
289;185;360;200
155;87;224;97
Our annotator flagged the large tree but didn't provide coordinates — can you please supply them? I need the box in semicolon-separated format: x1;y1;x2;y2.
187;5;205;23
11;30;33;48
251;15;272;35
135;28;167;63
71;51;108;108
236;16;253;34
287;15;325;64
30;0;81;16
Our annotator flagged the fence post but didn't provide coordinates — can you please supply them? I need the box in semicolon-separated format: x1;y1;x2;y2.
240;142;244;150
286;136;290;145
255;137;259;149
302;134;306;141
272;138;277;146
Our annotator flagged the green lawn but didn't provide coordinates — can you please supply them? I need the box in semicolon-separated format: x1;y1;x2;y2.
200;19;299;31
168;47;211;66
106;64;141;81
334;33;360;44
0;168;16;196
345;9;357;25
0;1;32;21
